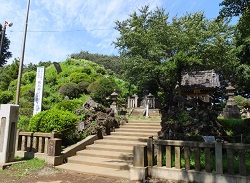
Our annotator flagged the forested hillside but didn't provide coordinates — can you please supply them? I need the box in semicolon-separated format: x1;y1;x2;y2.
0;58;136;132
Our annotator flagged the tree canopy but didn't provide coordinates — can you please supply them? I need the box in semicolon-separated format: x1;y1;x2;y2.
218;0;250;18
0;24;12;67
114;6;237;106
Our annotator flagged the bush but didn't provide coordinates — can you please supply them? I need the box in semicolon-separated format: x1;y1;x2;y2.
70;72;91;83
82;67;92;75
58;82;80;99
77;81;90;94
0;91;13;104
29;108;78;134
53;100;82;113
87;77;119;105
22;71;36;85
18;115;30;131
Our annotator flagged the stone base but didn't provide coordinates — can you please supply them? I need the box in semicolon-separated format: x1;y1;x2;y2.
15;151;63;166
130;166;148;181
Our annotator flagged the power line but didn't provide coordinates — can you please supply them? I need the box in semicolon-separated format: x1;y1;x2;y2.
7;28;114;33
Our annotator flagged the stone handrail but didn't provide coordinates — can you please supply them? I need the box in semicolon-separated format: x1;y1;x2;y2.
15;130;58;154
149;138;250;176
131;137;250;182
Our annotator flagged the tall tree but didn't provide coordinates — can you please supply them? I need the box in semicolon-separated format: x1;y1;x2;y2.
114;6;237;106
219;0;250;94
218;0;250;18
0;24;12;67
234;7;250;94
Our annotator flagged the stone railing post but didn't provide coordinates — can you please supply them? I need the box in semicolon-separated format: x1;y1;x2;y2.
215;139;223;174
147;136;154;167
47;138;62;156
130;145;148;181
127;96;130;108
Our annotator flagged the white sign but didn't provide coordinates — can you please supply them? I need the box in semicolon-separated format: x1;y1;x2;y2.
33;66;45;115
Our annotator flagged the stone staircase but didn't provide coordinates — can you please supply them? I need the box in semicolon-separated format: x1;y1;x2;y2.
56;119;161;179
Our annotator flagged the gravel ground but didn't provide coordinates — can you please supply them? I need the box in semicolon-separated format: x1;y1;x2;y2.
0;165;188;183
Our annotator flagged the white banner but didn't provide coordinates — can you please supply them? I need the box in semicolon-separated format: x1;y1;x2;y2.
33;66;45;115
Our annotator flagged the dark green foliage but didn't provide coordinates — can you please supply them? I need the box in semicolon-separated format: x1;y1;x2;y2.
218;118;250;143
0;59;19;90
96;68;106;75
82;67;92;75
114;6;236;107
77;81;90;94
29;108;78;134
0;91;13;104
58;82;80;99
0;24;12;67
218;0;249;18
87;77;119;105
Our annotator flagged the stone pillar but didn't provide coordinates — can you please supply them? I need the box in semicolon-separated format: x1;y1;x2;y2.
0;104;19;163
130;145;148;181
127;96;131;108
47;138;61;156
134;94;138;108
215;139;223;174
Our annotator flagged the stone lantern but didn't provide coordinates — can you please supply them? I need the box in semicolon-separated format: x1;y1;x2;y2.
223;83;241;118
110;90;118;115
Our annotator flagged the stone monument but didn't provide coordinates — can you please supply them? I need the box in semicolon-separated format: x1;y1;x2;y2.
0;104;19;163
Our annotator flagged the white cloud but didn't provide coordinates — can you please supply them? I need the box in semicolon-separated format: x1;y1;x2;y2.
0;0;222;65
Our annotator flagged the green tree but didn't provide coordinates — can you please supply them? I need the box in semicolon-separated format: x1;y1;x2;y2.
218;0;249;18
0;58;19;91
114;6;237;106
0;24;12;67
87;77;119;105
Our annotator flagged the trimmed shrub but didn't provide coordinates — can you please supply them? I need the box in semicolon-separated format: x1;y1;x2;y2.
70;72;91;83
77;81;90;94
58;82;80;99
29;108;78;134
87;77;119;105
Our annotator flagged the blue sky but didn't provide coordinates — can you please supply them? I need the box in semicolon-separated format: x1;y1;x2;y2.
0;0;237;65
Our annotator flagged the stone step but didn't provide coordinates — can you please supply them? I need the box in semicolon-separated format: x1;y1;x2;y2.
115;128;159;133
68;156;132;170
128;120;161;124
77;149;133;161
111;131;157;137
121;125;161;129
57;163;129;179
94;139;146;146
103;135;149;142
86;143;133;153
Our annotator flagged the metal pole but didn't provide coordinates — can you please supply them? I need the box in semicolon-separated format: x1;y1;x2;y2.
16;0;30;105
